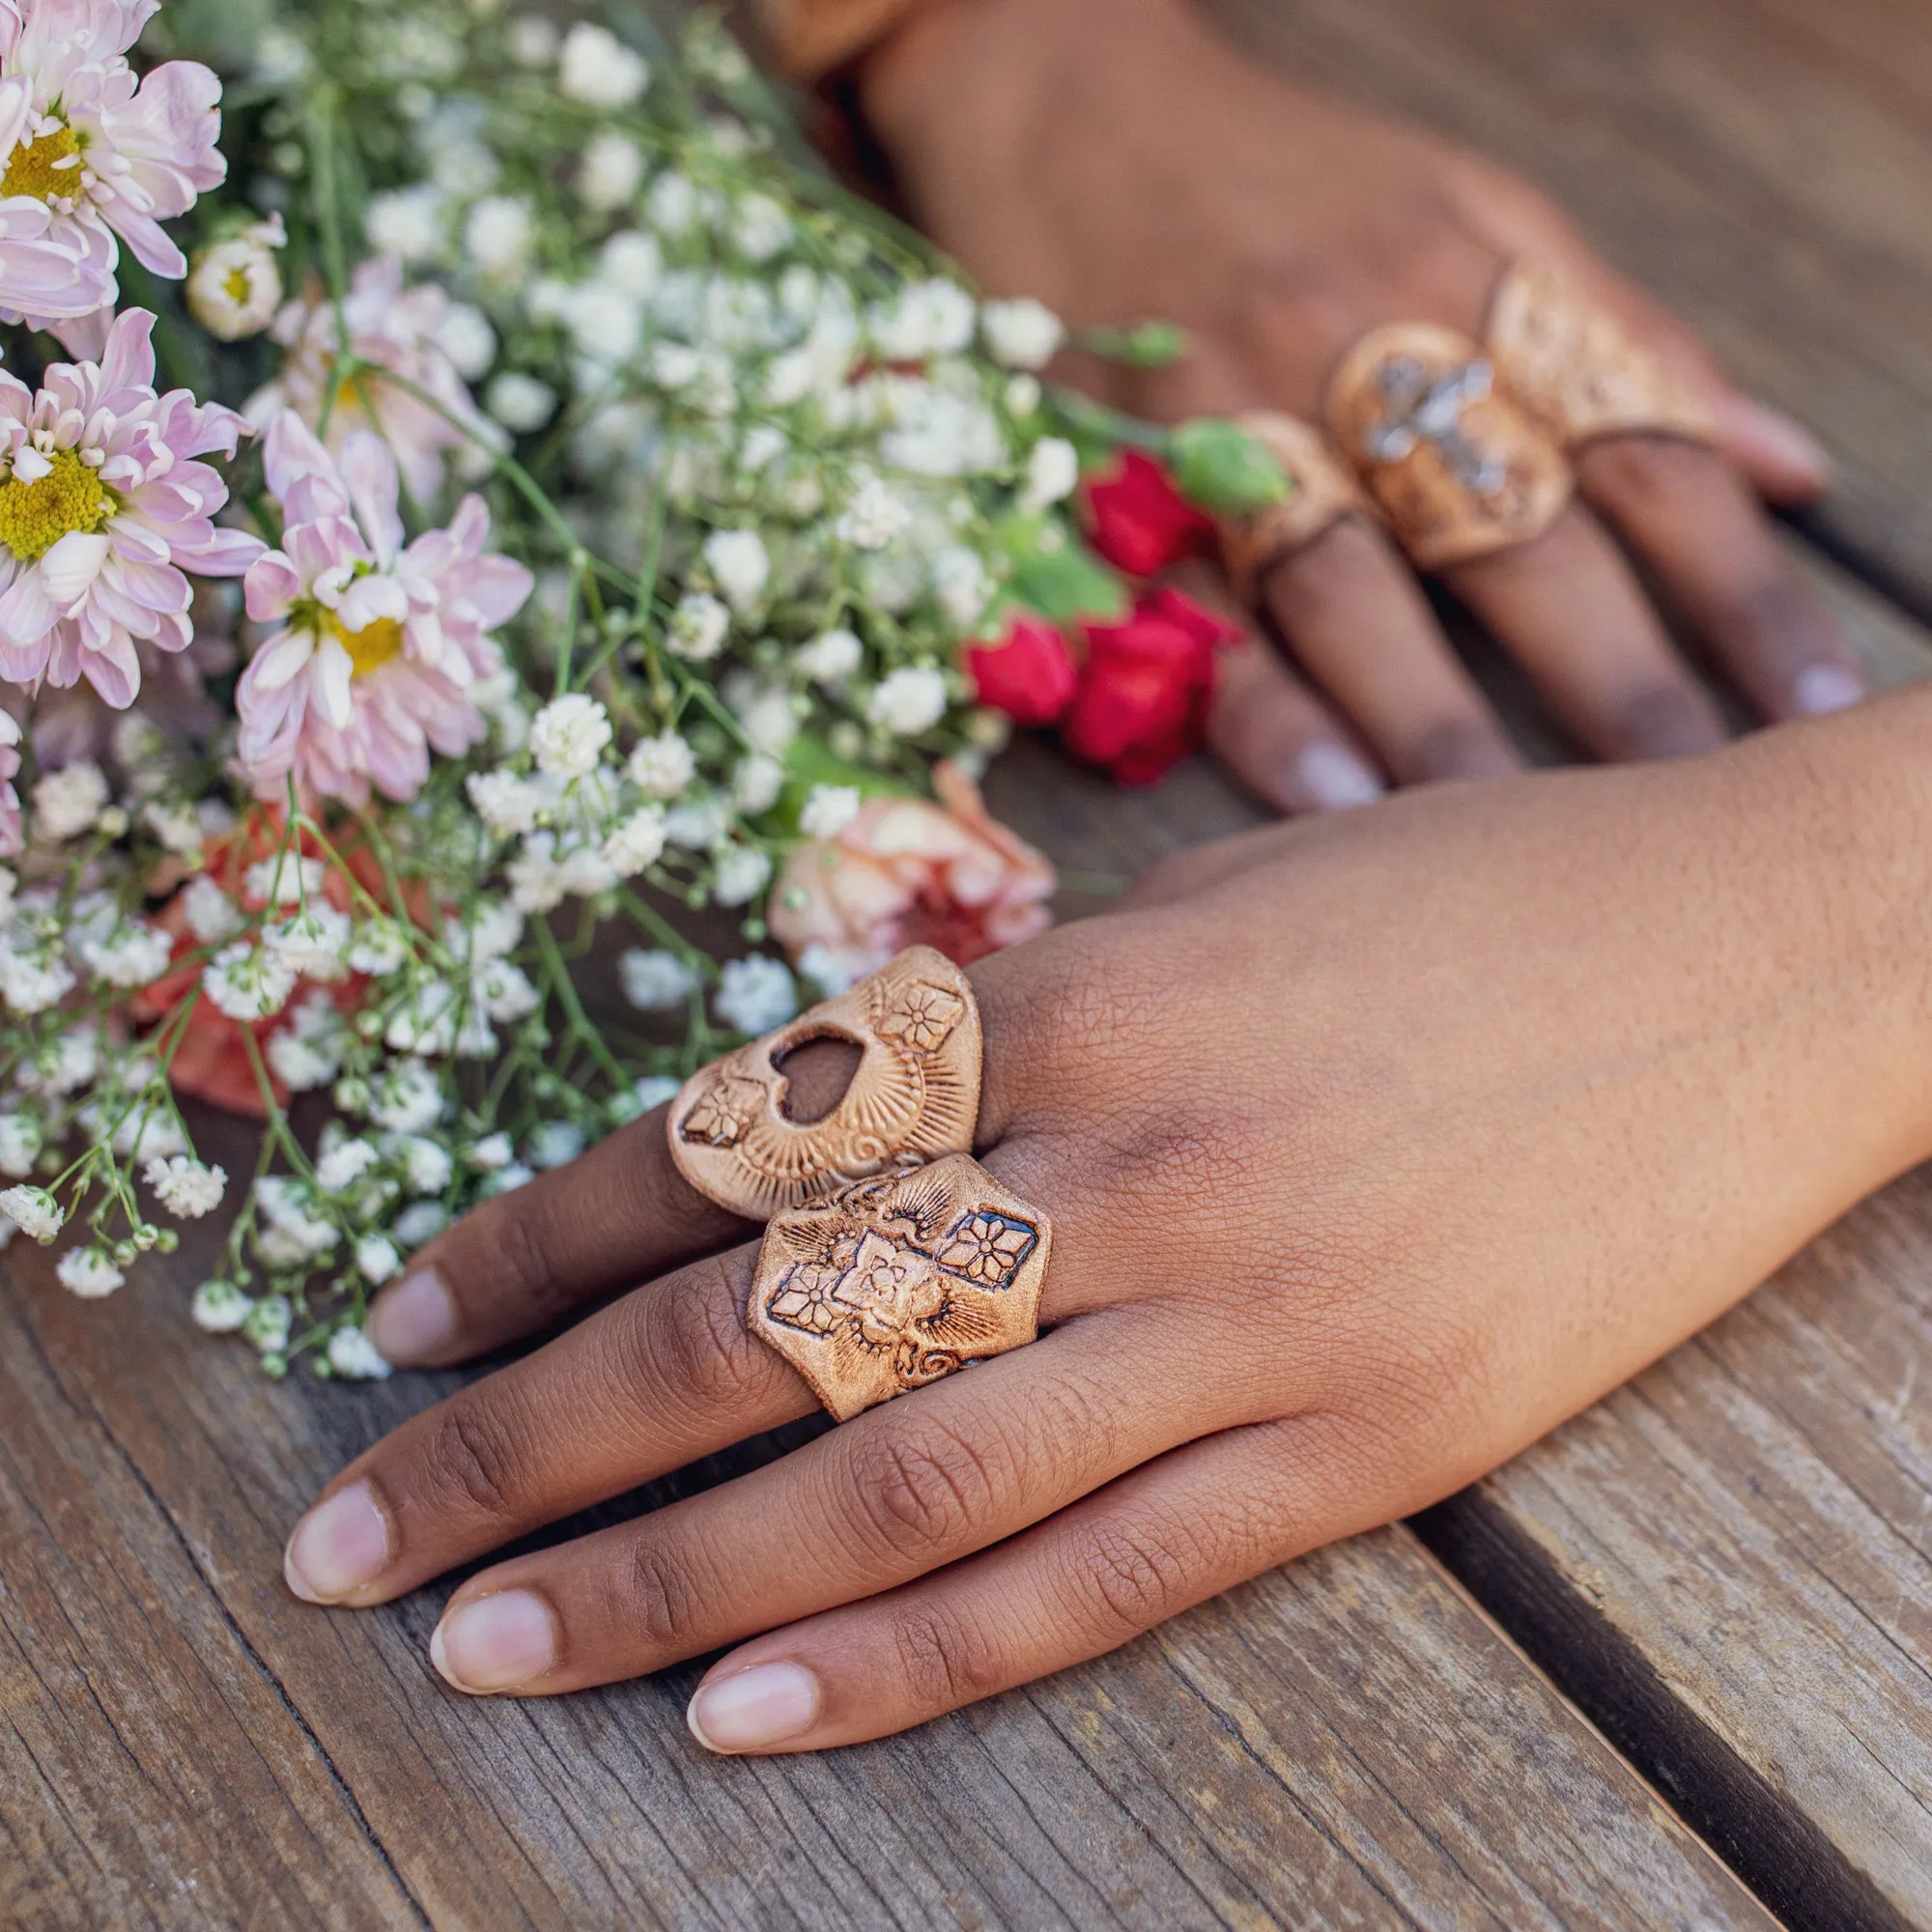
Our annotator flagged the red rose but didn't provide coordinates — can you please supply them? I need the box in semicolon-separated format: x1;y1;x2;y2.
1064;588;1242;785
1081;448;1216;577
966;614;1079;725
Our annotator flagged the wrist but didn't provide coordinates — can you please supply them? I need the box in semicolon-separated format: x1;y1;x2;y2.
1741;685;1932;1170
853;0;1194;177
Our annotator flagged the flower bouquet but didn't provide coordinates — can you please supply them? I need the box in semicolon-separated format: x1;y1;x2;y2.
0;0;1285;1375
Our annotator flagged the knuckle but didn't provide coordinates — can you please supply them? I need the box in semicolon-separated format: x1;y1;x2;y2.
844;1419;1007;1566
486;1196;568;1323
890;1601;1009;1714
626;1255;772;1411
1616;681;1725;758
1584;433;1714;506
1065;1515;1197;1638
614;1538;704;1653
417;1401;526;1524
1314;1281;1499;1462
1403;716;1515;784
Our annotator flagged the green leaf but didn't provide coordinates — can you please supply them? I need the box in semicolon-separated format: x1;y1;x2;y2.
1077;322;1191;369
1169;419;1293;516
777;737;922;830
997;515;1129;626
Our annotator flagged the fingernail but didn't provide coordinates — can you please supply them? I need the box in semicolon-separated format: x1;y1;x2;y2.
1296;743;1385;811
1791;665;1864;717
687;1662;820;1753
431;1590;557;1693
367;1267;457;1365
1736;400;1832;483
285;1482;391;1604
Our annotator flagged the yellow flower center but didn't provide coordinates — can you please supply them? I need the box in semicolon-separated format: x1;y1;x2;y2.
223;265;254;306
0;448;110;564
2;124;82;204
324;611;405;678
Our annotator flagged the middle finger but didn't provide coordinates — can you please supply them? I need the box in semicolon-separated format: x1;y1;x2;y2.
426;1309;1192;1697
284;1127;1158;1609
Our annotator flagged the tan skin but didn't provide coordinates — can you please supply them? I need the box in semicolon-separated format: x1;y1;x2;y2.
284;687;1932;1751
280;2;1903;1747
853;0;1863;812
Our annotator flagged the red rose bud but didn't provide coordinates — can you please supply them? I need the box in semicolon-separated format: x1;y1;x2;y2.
1081;448;1216;578
1064;588;1243;786
966;615;1079;725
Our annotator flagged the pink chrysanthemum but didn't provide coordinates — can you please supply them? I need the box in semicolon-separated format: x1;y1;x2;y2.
246;256;499;502
0;307;260;707
0;707;20;855
0;0;226;347
235;413;532;805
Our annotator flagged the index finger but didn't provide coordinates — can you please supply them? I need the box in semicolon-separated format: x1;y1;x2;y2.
364;1104;753;1367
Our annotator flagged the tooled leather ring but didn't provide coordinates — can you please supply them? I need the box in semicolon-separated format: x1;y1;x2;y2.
1324;321;1574;571
1486;260;1720;453
1219;410;1379;604
751;1152;1051;1420
668;945;983;1222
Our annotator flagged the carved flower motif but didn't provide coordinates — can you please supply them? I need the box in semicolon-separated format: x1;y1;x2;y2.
938;1213;1035;1287
876;982;965;1054
841;1232;950;1350
680;1075;762;1149
767;1259;850;1335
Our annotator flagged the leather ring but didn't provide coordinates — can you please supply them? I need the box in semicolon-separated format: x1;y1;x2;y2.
751;1152;1051;1419
668;946;982;1221
1219;410;1379;604
1324;322;1574;570
1486;260;1720;452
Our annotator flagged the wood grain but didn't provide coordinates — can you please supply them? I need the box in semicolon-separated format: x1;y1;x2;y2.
1420;1173;1932;1932
1;1212;1776;1929
1208;0;1932;612
1185;6;1932;1920
0;1258;419;1930
12;0;1932;1920
0;758;1779;1930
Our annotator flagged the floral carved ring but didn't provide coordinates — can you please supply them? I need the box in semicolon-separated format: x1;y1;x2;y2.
751;1153;1051;1419
668;946;984;1222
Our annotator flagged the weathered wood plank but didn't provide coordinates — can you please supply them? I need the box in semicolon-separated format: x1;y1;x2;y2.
1182;5;1932;1919
1419;1174;1932;1930
1008;559;1932;1926
3;1225;1775;1929
1208;0;1932;611
0;1250;421;1931
0;757;1786;1930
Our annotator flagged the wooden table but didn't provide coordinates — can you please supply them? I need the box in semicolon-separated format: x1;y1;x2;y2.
7;1;1932;1924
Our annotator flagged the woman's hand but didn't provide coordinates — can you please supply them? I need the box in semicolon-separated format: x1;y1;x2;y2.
851;0;1861;812
280;693;1932;1752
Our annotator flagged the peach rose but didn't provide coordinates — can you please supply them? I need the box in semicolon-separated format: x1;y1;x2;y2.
770;761;1055;990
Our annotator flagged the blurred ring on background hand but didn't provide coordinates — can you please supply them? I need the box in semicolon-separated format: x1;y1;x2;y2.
751;1152;1051;1420
1324;321;1574;571
1486;259;1721;453
668;946;983;1222
1219;410;1380;603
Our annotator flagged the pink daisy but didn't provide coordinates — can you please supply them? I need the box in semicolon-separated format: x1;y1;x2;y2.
0;707;21;855
0;0;226;347
0;306;261;708
235;413;532;805
246;256;499;503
